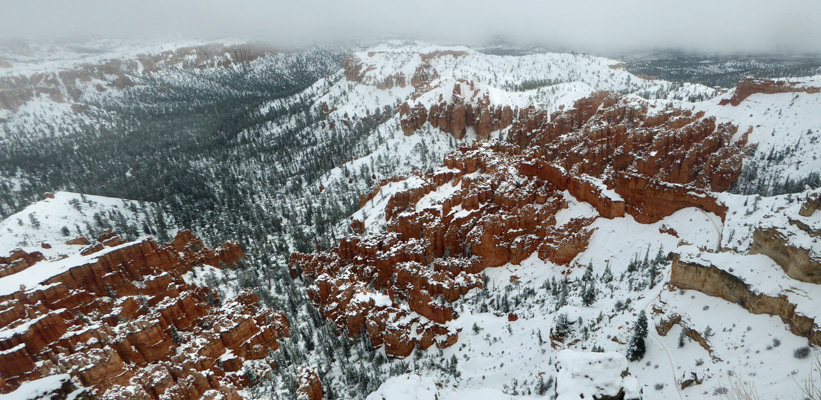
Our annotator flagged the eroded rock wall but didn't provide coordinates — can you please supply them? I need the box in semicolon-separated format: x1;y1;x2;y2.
751;228;821;284
670;254;821;346
0;231;288;399
719;77;821;106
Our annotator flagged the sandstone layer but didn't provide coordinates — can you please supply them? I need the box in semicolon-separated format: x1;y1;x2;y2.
0;230;288;400
719;77;821;106
399;80;515;139
670;254;821;346
751;228;821;284
296;367;323;400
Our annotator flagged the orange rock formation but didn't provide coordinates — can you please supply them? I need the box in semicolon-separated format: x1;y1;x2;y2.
719;77;821;106
0;231;288;399
291;89;750;358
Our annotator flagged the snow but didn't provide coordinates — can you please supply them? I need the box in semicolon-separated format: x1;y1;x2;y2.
352;177;428;234
0;312;55;340
219;349;236;362
366;375;438;400
0;39;239;140
0;191;169;259
0;39;216;78
414;181;461;212
364;193;814;399
302;54;820;399
0;343;25;355
3;40;821;400
298;42;726;242
717;189;821;256
366;374;541;400
182;264;239;300
353;291;393;308
659;287;817;400
555;350;640;400
695;81;821;185
678;245;821;319
0;239;141;297
554;191;598;226
583;175;624;202
0;374;70;400
0;190;174;296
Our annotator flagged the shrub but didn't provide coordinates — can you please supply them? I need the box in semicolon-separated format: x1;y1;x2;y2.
795;346;811;359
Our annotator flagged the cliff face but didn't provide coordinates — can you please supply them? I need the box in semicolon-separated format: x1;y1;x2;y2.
670;254;821;346
751;227;821;284
799;193;821;217
295;367;323;400
0;249;45;278
511;93;747;195
719;77;821;106
290;141;604;356
344;50;515;140
0;231;288;399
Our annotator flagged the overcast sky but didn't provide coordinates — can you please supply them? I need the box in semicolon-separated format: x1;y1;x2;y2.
2;0;820;53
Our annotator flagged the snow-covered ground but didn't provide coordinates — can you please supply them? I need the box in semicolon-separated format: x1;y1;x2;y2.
0;191;172;258
0;374;76;400
699;84;821;187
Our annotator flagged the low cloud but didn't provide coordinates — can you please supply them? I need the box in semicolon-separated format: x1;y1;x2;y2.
2;0;820;53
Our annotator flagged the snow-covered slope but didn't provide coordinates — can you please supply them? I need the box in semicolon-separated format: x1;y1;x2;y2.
0;191;172;259
704;81;821;192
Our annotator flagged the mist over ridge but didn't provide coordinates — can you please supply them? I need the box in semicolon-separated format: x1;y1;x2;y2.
2;0;820;54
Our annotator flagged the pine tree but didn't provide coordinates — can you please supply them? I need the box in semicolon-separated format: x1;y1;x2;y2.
600;264;613;283
448;354;460;377
582;262;593;282
581;283;596;306
556;277;569;310
555;313;570;339
536;376;550;395
626;310;648;361
155;206;169;243
556;287;567;310
28;213;40;229
169;325;183;345
627;254;639;273
648;262;658;288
